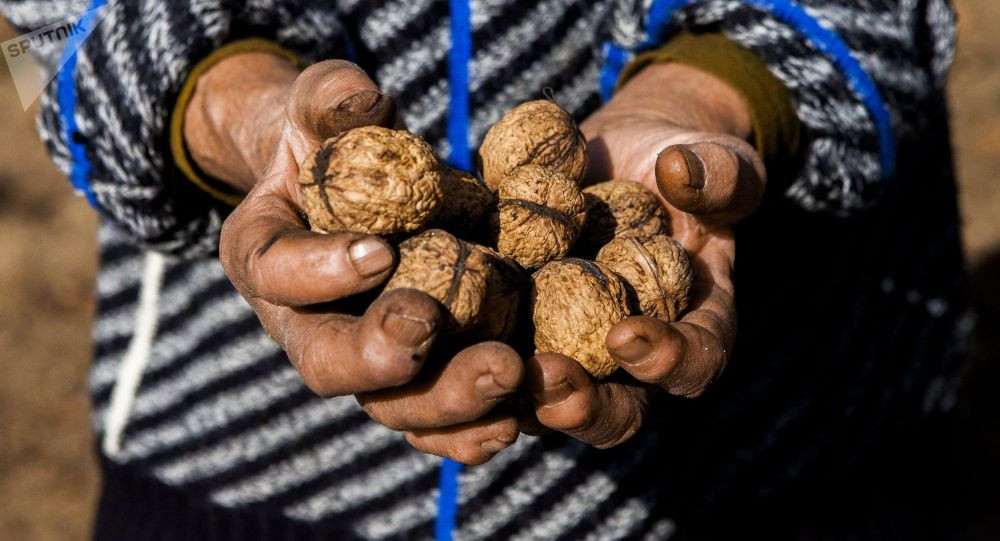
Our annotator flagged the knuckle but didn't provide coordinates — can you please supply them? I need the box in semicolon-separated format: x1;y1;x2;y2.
299;367;338;399
594;410;644;449
218;213;244;276
293;61;375;108
302;59;362;80
294;331;346;398
297;357;339;399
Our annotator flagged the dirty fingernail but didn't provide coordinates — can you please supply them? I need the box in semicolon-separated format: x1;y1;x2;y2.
658;146;706;190
336;90;383;113
476;373;513;401
531;381;573;406
326;90;396;130
382;309;434;348
480;439;508;454
349;238;393;277
678;146;706;189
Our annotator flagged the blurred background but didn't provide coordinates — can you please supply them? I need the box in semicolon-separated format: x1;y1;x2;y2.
0;3;997;539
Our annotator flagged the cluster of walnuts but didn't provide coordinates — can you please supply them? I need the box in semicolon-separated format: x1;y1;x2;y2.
297;100;693;378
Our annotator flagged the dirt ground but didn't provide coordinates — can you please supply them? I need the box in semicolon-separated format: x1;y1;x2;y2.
0;4;998;540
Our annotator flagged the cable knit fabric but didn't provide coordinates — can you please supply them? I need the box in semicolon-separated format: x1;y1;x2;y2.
1;1;969;539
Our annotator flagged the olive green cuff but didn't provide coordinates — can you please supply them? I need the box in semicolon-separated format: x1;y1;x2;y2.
170;38;303;207
618;31;801;172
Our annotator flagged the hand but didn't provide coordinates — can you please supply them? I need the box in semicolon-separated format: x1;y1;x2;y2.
524;62;766;448
187;55;522;464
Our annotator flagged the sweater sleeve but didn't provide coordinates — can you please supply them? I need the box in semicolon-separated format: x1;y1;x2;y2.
1;0;352;257
601;0;957;216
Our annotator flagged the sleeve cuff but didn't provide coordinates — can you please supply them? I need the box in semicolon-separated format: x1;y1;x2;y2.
616;31;801;176
169;38;303;207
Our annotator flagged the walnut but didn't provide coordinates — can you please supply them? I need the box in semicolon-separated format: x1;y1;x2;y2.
477;100;588;191
384;229;523;340
576;180;670;257
470;244;527;341
495;165;586;270
531;258;633;378
298;126;443;235
596;235;693;322
430;167;498;243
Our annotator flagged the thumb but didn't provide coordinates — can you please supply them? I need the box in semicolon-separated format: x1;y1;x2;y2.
287;60;397;145
655;140;765;225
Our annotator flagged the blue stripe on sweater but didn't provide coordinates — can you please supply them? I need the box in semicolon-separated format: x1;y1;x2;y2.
600;0;897;181
446;0;473;171
57;0;108;208
437;1;472;540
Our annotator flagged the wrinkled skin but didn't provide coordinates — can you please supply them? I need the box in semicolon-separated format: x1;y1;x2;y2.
521;62;766;448
187;56;522;464
186;52;764;459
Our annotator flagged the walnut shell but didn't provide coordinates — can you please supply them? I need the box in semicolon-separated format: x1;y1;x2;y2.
596;235;693;322
531;258;633;378
576;180;670;257
430;167;498;243
496;165;587;270
298;126;443;235
384;229;522;339
478;100;588;190
470;244;527;341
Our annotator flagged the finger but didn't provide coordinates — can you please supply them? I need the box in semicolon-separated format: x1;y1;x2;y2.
525;353;650;449
655;141;765;224
220;187;395;306
510;392;552;436
357;342;524;430
288;60;397;144
276;288;441;398
405;416;520;465
605;256;736;397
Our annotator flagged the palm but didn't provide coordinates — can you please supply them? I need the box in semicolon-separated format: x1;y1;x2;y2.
521;102;765;448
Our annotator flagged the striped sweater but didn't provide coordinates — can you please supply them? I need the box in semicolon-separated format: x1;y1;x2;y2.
2;0;968;539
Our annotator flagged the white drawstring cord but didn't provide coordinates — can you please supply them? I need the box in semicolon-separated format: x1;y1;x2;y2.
102;250;166;456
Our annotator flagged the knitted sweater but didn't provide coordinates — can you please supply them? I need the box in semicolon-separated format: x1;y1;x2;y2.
2;0;967;539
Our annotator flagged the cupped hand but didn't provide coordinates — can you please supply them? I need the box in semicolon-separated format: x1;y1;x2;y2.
524;62;766;448
186;55;522;464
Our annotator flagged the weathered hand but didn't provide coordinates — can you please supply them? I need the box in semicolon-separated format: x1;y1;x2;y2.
187;56;521;464
524;62;766;448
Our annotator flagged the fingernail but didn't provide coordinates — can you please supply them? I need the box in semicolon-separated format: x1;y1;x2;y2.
659;146;705;190
382;309;434;348
531;381;573;407
476;373;513;401
614;335;652;365
678;146;706;189
480;439;508;454
349;238;393;277
336;90;384;113
330;90;396;129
